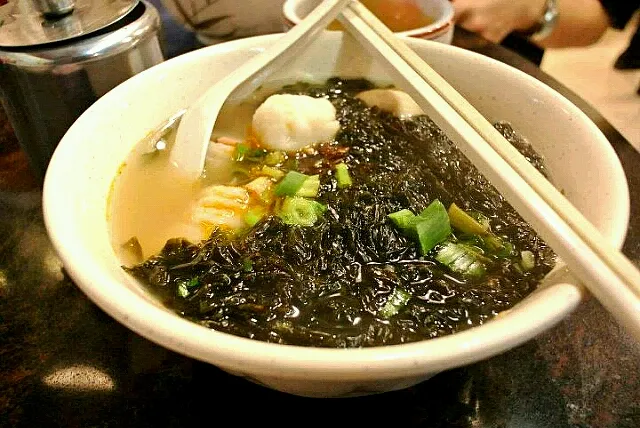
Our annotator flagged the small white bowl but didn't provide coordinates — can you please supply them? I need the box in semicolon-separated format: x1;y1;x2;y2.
43;32;629;398
283;0;455;44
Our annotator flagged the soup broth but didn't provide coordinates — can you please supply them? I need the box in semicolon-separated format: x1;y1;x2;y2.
111;78;555;348
110;100;259;262
327;0;434;32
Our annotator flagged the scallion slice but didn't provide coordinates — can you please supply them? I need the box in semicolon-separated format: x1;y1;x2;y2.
177;277;199;298
274;171;320;198
244;208;266;227
483;235;514;257
177;283;188;298
234;143;250;161
378;287;412;318
274;171;308;196
242;259;253;272
278;197;326;226
264;151;286;166
435;241;487;277
387;200;451;255
520;250;535;271
261;165;285;180
415;200;451;255
295;174;320;198
335;163;353;188
388;209;415;230
448;203;489;236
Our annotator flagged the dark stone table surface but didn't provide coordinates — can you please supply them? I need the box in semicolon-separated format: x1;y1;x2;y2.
1;25;639;427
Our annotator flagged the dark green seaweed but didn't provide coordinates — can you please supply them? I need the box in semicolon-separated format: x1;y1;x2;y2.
125;78;555;348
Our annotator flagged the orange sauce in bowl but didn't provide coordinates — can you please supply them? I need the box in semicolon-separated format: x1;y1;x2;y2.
327;0;434;32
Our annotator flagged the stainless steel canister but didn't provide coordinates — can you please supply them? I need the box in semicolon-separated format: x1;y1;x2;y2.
0;0;164;179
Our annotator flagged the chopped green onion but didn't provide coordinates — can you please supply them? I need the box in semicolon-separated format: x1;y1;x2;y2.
245;148;267;161
261;165;285;179
484;236;514;257
264;151;286;166
500;241;515;257
244;208;266;227
435;241;487;277
177;283;188;298
447;204;515;257
520;250;535;271
278;197;326;226
295;174;320;198
387;200;451;255
482;235;504;252
448;203;489;236
468;233;515;258
472;212;491;230
335;163;353;188
274;171;308;196
242;259;253;272
415;200;451;255
234;144;266;162
312;200;327;215
378;287;412;318
176;277;198;298
388;209;416;230
234;143;250;161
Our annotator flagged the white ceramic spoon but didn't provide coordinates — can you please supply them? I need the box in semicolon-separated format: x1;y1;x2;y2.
170;0;352;181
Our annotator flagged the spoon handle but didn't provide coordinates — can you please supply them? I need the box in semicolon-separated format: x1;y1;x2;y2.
171;0;353;180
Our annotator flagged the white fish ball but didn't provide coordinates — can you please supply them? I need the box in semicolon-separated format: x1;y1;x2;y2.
252;94;340;152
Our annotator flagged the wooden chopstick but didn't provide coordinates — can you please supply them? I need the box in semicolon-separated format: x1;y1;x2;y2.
338;1;640;338
345;1;640;293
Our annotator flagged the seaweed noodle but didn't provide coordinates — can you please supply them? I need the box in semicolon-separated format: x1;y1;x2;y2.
125;79;555;348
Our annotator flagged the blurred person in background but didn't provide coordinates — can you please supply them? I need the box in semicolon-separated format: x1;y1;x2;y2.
151;0;639;71
149;0;286;57
452;0;639;67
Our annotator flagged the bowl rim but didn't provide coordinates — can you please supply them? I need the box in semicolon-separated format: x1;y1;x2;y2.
43;32;629;381
282;0;455;38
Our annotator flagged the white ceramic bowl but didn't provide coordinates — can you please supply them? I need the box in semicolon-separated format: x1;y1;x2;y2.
43;32;629;398
283;0;454;44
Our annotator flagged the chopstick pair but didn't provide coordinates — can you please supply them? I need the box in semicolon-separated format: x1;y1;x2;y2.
337;1;640;339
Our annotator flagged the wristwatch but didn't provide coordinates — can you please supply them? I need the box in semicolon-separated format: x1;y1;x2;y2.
520;0;559;42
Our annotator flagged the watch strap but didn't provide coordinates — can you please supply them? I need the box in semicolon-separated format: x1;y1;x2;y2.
519;0;559;42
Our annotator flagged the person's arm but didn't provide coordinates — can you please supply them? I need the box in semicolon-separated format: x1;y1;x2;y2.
452;0;611;48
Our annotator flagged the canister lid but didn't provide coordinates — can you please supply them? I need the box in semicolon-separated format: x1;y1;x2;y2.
0;0;138;47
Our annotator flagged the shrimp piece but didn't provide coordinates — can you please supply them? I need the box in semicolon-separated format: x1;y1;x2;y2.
243;176;274;203
216;136;240;146
199;185;249;210
192;185;250;236
204;141;236;183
